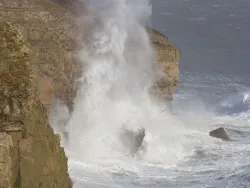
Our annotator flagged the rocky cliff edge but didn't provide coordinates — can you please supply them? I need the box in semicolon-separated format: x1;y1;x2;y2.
0;21;72;188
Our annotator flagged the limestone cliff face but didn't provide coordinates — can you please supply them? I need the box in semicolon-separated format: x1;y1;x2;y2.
0;0;179;186
0;0;82;111
148;28;180;101
0;22;72;188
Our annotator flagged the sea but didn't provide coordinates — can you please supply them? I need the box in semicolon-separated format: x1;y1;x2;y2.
51;0;250;187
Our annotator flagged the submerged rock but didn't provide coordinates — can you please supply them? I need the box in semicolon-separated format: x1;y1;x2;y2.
209;127;231;141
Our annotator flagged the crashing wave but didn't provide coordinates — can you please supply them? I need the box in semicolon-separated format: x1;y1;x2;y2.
218;90;250;115
243;92;250;105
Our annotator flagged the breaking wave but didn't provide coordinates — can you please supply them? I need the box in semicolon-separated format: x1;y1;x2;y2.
218;90;250;115
49;0;198;166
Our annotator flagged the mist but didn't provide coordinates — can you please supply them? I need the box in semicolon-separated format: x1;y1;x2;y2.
50;0;201;165
48;1;250;187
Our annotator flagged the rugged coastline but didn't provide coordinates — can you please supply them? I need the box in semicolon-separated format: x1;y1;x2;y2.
0;0;179;187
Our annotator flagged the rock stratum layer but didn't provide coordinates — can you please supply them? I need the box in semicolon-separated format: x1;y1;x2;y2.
0;22;72;188
0;0;179;187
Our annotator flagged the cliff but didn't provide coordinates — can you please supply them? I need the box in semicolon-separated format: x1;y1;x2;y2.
0;0;82;111
0;22;72;188
148;28;180;101
0;0;179;187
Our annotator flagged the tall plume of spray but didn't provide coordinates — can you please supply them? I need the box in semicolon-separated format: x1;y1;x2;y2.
52;0;190;164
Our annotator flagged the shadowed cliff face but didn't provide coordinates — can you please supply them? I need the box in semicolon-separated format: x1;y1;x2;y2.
0;22;72;188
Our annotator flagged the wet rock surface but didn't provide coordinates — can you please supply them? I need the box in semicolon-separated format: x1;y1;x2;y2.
209;127;231;141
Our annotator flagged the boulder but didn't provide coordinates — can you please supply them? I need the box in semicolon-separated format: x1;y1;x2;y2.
209;127;231;141
120;127;146;155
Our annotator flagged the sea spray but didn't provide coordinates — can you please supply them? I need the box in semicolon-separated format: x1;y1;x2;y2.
51;0;193;165
48;1;250;187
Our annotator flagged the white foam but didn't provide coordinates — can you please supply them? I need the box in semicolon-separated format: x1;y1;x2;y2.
48;1;250;187
48;0;196;165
